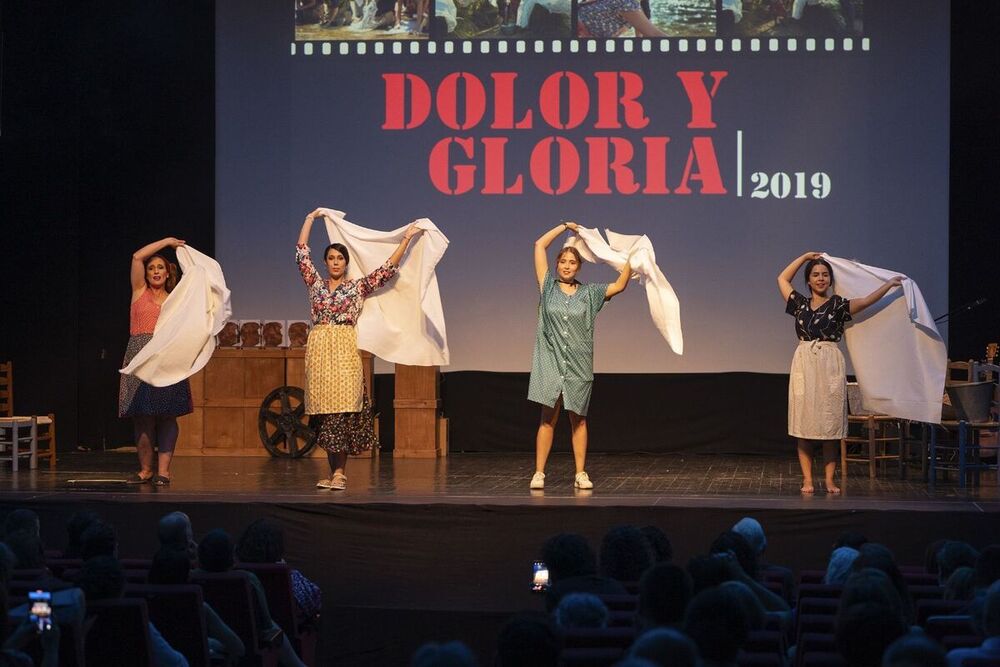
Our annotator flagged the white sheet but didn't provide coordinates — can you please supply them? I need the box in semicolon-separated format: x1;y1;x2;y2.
566;227;683;355
120;245;233;387
824;254;946;424
318;208;450;367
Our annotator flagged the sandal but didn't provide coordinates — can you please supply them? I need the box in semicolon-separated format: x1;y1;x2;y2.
151;475;171;487
126;472;153;484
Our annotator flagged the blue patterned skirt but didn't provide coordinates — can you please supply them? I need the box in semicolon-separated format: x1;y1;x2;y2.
118;334;193;418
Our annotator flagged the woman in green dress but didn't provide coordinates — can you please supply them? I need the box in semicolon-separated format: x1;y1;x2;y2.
528;222;632;490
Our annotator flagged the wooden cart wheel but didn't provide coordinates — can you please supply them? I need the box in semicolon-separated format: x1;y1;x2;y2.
258;386;316;458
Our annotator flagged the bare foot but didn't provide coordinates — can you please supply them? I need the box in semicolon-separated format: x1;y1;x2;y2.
826;483;842;495
800;484;815;494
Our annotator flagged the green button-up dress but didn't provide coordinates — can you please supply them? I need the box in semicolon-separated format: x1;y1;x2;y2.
527;272;608;416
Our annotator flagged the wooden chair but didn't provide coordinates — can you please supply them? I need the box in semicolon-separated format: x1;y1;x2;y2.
0;362;56;470
930;379;999;489
839;383;903;483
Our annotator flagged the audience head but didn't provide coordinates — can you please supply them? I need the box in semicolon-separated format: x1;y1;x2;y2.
936;541;979;584
495;614;558;667
198;529;235;573
853;543;912;623
411;640;478;667
157;511;196;560
975;545;1000;590
628;628;701;667
639;525;673;563
554;593;608;629
600;525;654;583
541;533;596;582
834;531;869;550
825;546;860;585
638;563;693;630
64;510;101;558
923;538;947;577
236;518;285;564
731;517;766;556
687;555;731;594
840;568;907;627
880;634;946;667
943;566;977;602
148;547;192;585
719;580;766;631
3;509;40;539
684;585;752;663
81;520;118;561
710;531;758;580
835;601;907;667
76;555;125;601
4;529;45;569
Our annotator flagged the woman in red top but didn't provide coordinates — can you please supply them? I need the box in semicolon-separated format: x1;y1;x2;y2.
119;237;193;486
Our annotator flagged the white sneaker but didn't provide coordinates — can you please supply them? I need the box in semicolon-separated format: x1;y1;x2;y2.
530;471;545;490
574;471;594;489
330;472;347;490
316;477;335;489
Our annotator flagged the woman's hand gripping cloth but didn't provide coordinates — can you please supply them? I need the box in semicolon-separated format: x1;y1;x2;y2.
824;254;946;423
566;227;683;355
120;245;233;386
319;208;450;366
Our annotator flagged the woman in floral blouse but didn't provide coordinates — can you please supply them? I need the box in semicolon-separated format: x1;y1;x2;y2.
296;208;422;490
777;251;901;495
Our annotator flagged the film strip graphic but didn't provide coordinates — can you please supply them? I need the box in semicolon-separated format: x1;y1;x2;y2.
290;36;870;56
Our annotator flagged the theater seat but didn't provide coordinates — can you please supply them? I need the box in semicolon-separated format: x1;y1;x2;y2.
85;598;154;667
125;583;212;667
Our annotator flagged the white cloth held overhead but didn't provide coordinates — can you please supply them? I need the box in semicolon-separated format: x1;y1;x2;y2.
120;245;233;387
566;227;683;355
823;254;946;424
319;208;450;367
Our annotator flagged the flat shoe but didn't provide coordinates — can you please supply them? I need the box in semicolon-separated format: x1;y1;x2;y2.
574;471;594;490
151;475;171;486
330;473;347;490
126;473;153;484
530;472;545;490
316;478;335;489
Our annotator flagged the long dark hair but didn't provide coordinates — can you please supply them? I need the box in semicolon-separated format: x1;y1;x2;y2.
803;258;835;294
145;254;179;292
324;243;350;266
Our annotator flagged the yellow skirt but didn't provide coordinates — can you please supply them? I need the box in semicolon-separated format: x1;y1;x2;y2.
305;324;364;415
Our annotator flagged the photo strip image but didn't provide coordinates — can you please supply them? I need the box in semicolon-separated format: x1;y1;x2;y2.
576;0;714;39
295;0;431;40
718;0;863;38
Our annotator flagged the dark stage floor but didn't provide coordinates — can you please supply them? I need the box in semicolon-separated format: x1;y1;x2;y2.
3;451;998;511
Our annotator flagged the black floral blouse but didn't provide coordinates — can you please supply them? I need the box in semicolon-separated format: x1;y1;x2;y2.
785;289;852;342
296;243;398;325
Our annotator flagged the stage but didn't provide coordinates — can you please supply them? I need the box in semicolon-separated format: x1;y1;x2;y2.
3;452;999;664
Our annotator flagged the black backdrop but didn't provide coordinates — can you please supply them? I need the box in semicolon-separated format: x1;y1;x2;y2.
1;0;997;452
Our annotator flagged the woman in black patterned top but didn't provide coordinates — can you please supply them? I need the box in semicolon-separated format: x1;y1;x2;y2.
777;252;901;494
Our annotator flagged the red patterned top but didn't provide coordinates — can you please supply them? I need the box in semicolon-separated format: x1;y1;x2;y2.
129;288;162;335
295;244;398;325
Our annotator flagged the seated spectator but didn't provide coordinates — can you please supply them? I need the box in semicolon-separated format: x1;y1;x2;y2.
637;563;692;631
62;511;101;559
732;516;794;597
542;533;626;612
600;525;654;585
628;627;700;667
943;566;977;602
4;530;45;570
853;544;914;625
80;521;118;561
236;519;321;624
975;545;1000;592
2;510;40;540
684;585;752;667
882;634;945;667
195;530;305;667
76;556;188;667
840;569;908;630
924;538;948;578
1;586;60;667
834;531;868;550
693;550;788;614
710;531;758;581
495;614;558;667
946;581;1000;667
687;555;730;594
158;512;197;563
824;546;860;585
411;640;478;667
937;541;979;585
835;601;907;667
719;581;766;631
554;592;608;629
639;525;673;563
148;547;245;664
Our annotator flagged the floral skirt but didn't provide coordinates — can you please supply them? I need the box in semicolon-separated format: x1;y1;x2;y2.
313;394;378;455
118;334;193;418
